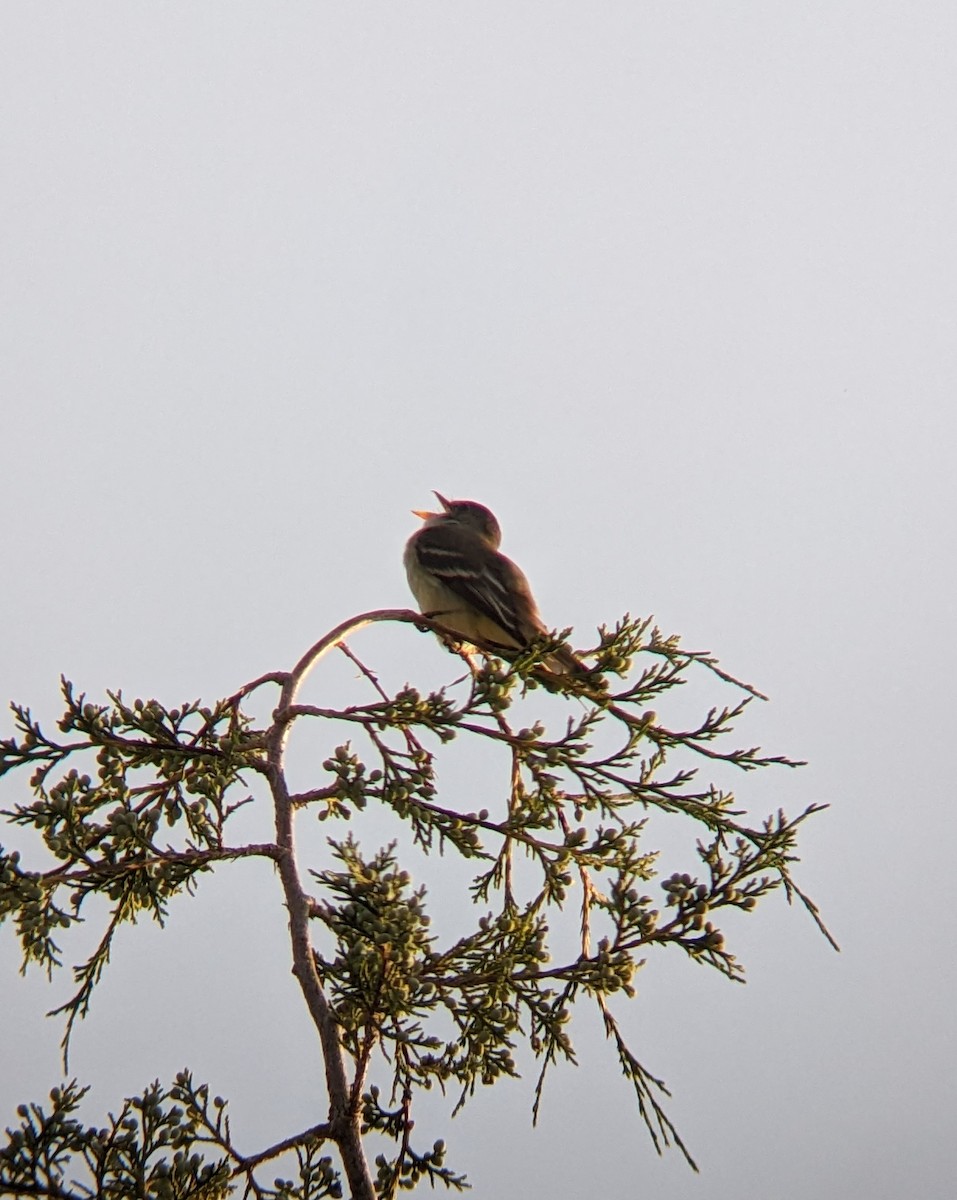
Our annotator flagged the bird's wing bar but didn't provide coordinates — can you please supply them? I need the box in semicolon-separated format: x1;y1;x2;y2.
413;525;531;647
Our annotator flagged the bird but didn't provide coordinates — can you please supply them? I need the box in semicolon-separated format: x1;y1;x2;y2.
404;492;583;674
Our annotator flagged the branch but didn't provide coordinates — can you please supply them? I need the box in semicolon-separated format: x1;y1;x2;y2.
233;1121;334;1174
265;634;380;1200
284;609;432;695
38;843;281;888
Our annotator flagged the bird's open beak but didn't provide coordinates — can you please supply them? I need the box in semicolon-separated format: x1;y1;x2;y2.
411;491;451;520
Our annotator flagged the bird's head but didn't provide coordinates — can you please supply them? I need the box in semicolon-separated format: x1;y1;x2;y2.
412;492;503;549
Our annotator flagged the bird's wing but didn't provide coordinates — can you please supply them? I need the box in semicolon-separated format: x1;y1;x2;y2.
411;522;540;648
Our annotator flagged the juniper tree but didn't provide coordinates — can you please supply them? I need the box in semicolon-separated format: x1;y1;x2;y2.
0;609;834;1199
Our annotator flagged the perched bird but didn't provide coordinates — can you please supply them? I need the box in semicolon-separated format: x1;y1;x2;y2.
404;493;582;674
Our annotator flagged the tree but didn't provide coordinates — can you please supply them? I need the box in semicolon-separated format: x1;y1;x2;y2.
0;609;834;1198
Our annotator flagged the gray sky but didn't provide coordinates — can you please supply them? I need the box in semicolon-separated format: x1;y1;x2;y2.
2;4;955;1197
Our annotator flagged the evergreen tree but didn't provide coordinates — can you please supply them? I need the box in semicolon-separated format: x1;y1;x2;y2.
0;609;833;1198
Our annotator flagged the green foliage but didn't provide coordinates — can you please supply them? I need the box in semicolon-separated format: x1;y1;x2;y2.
0;611;834;1196
0;680;264;1059
0;1072;342;1199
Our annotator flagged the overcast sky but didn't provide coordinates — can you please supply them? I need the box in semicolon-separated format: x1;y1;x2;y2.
2;4;955;1198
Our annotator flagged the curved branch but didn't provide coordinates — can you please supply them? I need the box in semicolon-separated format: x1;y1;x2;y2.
261;606;483;1198
285;608;435;697
263;618;434;1200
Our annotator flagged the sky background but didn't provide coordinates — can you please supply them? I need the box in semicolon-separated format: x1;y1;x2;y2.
1;4;955;1197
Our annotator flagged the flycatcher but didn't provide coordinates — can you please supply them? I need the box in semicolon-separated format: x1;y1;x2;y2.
404;493;582;674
